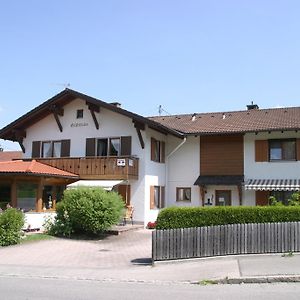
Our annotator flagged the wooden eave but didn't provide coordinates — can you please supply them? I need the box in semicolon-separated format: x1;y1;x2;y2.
0;89;184;140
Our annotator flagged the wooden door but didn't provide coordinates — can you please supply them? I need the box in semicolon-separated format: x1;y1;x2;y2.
117;185;131;206
216;190;232;206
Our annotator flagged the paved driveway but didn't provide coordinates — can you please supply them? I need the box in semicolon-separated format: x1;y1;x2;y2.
0;229;152;270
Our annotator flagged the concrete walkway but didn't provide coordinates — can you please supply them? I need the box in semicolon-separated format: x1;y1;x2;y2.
1;229;300;284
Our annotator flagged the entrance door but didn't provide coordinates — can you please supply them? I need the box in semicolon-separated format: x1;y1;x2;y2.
116;185;131;206
216;190;231;206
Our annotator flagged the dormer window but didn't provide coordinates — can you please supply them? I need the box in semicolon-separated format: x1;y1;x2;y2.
76;109;83;119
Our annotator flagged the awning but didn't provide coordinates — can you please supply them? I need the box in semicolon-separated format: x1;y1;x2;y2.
194;175;244;186
67;180;124;191
245;179;300;191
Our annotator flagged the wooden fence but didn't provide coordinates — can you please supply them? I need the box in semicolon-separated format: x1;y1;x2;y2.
152;222;300;261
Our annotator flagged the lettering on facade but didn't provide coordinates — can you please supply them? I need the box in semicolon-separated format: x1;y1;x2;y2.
70;122;89;128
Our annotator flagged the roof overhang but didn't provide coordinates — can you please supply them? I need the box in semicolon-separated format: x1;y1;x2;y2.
0;89;184;141
67;180;124;191
194;175;244;186
245;179;300;191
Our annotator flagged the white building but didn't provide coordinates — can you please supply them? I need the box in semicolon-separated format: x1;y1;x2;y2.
0;89;300;225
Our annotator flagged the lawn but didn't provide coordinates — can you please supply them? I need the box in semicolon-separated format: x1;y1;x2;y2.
21;233;55;244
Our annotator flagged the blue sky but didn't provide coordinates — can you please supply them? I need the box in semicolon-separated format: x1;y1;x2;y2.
1;0;300;150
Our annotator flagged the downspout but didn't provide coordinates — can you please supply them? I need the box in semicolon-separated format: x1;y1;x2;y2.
165;136;187;206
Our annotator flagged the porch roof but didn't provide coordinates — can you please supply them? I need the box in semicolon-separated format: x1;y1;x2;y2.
194;175;244;186
245;179;300;191
0;160;79;179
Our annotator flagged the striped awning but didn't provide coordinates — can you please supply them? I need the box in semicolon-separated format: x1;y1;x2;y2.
245;179;300;191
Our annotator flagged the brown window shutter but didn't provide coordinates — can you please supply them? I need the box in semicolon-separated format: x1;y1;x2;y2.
150;186;155;209
255;140;268;162
32;141;41;158
60;140;70;157
255;190;270;206
160;141;165;163
121;136;132;156
151;138;156;161
160;186;165;208
85;138;96;157
297;139;300;161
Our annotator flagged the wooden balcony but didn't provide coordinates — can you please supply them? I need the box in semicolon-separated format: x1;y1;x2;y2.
36;156;139;180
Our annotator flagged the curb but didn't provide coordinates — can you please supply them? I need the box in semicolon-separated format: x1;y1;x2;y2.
199;275;300;285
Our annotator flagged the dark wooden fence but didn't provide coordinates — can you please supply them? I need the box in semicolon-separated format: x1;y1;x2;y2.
152;222;300;261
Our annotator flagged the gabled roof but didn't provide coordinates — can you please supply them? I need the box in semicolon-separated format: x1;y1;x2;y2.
0;151;22;161
0;160;79;178
150;106;300;135
0;89;183;141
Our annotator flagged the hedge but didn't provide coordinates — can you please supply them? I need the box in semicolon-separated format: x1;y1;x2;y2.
156;206;300;230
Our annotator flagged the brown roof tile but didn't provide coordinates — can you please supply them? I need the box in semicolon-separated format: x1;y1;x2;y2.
0;160;78;178
149;107;300;135
0;151;23;161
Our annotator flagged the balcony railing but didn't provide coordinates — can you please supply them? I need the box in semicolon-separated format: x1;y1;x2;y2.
36;156;139;180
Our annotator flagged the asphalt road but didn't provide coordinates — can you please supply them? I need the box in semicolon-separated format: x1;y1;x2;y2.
1;276;300;300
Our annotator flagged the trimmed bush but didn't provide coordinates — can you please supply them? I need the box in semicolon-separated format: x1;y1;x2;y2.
156;206;300;230
0;208;25;246
48;187;124;236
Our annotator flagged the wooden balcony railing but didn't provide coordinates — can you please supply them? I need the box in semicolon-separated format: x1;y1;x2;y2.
36;156;139;180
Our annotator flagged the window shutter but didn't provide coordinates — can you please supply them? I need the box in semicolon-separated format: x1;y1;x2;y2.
160;186;165;208
121;136;132;156
85;138;96;157
255;140;268;162
151;138;156;161
32;141;41;158
60;140;70;157
150;185;155;209
160;141;165;163
297;139;300;161
255;190;269;206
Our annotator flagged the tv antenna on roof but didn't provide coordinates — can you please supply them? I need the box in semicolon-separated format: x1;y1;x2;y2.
158;105;171;116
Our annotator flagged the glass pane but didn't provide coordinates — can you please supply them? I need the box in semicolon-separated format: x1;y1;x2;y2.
17;183;37;212
283;141;295;160
178;188;191;201
154;186;160;208
154;141;160;161
42;142;52;158
53;142;61;158
110;138;120;156
97;139;108;156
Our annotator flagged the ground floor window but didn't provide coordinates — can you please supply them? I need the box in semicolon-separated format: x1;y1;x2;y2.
17;183;37;212
270;191;294;205
176;187;191;202
150;186;165;209
0;184;11;209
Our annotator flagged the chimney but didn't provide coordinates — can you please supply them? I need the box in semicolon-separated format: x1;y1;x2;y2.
247;101;259;110
110;102;121;108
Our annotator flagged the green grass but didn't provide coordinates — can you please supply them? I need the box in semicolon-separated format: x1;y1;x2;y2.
21;233;55;244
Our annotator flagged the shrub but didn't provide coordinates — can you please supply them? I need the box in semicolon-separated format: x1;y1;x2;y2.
48;187;124;236
156;206;300;230
0;208;25;246
147;221;156;229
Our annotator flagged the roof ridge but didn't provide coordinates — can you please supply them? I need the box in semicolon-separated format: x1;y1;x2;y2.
25;159;36;173
148;106;300;119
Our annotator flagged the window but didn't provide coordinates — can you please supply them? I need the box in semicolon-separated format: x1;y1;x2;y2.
150;186;165;209
151;138;165;163
269;139;296;161
270;191;293;206
76;109;83;119
42;141;62;158
176;187;191;202
109;138;121;156
86;136;131;157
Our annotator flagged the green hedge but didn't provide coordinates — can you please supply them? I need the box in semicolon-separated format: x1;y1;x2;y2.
0;208;25;246
156;206;300;230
